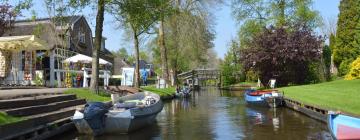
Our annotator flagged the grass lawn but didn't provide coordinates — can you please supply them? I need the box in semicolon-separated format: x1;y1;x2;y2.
141;86;175;97
64;88;111;102
278;79;360;116
0;112;23;125
224;82;257;87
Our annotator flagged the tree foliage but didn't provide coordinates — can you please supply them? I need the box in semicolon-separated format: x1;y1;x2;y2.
0;0;32;36
109;0;164;88
220;40;241;86
241;25;323;86
323;45;331;81
345;56;360;80
232;0;321;48
0;4;15;36
333;0;360;76
112;47;129;58
149;0;217;85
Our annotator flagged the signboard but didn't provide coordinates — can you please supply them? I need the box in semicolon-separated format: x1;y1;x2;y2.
121;68;134;86
159;79;166;88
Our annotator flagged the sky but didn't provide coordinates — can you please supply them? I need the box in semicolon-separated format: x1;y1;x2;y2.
17;0;341;59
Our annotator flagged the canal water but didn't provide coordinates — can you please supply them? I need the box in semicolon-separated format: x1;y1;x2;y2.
58;87;332;140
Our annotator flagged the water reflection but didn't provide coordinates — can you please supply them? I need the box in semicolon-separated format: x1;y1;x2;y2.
57;88;331;140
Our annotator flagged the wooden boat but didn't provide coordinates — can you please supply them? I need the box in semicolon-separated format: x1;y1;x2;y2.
244;89;283;107
328;113;360;140
72;91;163;135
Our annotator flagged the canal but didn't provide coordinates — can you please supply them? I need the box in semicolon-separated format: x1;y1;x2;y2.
58;87;332;140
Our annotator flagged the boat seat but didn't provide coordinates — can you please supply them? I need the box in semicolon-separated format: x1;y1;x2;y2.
109;108;126;112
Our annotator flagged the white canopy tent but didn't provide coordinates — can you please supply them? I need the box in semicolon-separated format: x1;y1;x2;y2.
63;54;112;65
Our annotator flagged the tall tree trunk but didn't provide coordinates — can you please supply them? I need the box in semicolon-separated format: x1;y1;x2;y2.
132;25;140;88
172;0;180;86
159;17;169;84
90;0;105;91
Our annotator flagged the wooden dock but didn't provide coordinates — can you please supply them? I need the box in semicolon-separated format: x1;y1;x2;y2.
284;97;328;123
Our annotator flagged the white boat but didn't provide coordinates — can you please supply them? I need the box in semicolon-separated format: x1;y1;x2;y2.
72;91;163;135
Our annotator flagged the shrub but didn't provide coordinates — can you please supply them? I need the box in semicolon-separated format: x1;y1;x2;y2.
345;57;360;80
246;70;258;82
339;59;353;76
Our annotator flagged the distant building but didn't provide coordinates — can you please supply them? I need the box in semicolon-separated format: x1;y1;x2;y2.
133;60;154;77
113;57;131;75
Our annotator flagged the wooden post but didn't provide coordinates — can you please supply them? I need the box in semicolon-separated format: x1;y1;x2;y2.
192;70;195;89
50;49;55;87
56;71;61;87
83;68;88;87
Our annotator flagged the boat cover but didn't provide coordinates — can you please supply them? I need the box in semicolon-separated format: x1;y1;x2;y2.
84;102;109;132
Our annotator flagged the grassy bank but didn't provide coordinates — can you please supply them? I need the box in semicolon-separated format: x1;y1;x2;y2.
0;112;23;125
279;79;360;115
221;82;257;90
64;88;111;102
141;86;175;98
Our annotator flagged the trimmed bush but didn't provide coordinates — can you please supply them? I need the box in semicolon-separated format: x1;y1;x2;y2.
345;57;360;80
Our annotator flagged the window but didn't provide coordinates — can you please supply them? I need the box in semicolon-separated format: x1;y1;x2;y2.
78;31;85;43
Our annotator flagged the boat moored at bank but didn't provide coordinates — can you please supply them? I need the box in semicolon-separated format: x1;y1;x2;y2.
244;89;283;108
72;91;163;135
328;112;360;140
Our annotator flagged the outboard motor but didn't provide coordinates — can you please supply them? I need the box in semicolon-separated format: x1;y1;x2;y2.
84;102;109;135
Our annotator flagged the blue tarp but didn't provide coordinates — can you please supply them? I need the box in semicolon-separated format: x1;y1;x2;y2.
84;102;109;132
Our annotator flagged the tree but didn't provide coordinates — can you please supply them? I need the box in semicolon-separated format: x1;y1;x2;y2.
320;16;337;38
231;0;267;48
323;45;331;81
110;0;161;88
90;0;106;91
0;4;15;36
333;0;360;76
112;47;129;58
0;0;32;36
232;0;321;48
156;0;173;85
220;39;241;86
329;33;337;74
241;25;323;86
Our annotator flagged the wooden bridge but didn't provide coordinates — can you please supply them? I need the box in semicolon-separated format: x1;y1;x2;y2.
178;69;221;87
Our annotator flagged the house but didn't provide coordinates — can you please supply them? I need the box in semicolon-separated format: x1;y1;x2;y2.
113;57;131;75
0;15;113;87
93;36;114;65
133;60;154;77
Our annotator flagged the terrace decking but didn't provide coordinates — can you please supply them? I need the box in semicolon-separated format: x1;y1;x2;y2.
0;88;86;140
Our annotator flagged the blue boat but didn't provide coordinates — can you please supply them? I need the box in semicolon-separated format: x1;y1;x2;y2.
244;89;283;107
328;113;360;140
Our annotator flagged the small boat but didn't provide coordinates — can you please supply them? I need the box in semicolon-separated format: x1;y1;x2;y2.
175;92;191;98
328;112;360;140
244;89;283;107
175;87;191;98
72;91;163;135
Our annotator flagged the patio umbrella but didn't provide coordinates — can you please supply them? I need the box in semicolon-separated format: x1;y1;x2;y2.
0;35;49;51
63;54;112;65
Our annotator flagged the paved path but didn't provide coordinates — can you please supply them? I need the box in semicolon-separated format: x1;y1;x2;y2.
0;88;70;99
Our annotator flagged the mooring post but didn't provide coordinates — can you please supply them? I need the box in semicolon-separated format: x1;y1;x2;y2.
192;70;195;89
